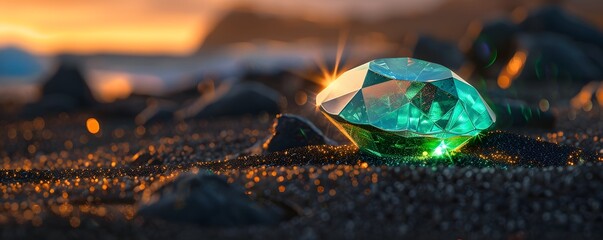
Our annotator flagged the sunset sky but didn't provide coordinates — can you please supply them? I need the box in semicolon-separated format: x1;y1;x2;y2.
0;0;224;55
0;0;447;55
1;0;601;56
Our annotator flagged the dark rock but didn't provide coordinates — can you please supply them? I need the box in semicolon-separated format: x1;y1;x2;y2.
179;82;282;119
470;6;603;83
41;58;96;107
520;5;603;49
241;69;310;104
412;35;465;70
135;100;178;125
468;20;519;77
513;33;602;85
20;95;78;118
20;57;96;117
491;98;555;129
262;114;337;153
137;172;290;226
94;95;148;118
580;44;603;72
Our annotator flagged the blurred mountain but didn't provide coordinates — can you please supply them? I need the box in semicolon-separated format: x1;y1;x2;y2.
199;11;342;51
197;1;505;53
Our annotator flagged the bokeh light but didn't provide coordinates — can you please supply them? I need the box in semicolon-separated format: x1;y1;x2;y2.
86;118;101;134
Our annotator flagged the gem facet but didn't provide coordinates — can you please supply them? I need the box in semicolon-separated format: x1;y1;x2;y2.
316;58;496;158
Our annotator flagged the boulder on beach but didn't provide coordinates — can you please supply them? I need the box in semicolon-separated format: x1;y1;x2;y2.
262;114;337;153
412;35;465;70
468;19;519;77
135;99;178;125
512;33;603;85
469;6;603;87
41;58;96;107
21;57;96;117
20;95;79;118
519;5;603;49
241;69;309;103
137;172;289;226
178;82;282;119
94;95;149;118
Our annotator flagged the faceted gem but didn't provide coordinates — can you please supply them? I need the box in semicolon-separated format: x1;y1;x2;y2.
316;58;496;158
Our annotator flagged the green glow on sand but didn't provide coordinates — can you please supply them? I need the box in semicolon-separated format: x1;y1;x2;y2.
433;141;447;156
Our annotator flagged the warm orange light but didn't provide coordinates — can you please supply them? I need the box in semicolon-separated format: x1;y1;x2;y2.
570;82;600;110
497;75;511;89
571;91;591;109
497;51;527;89
597;85;603;106
309;29;352;88
94;73;133;102
538;99;550;112
360;162;369;168
459;20;482;52
86;118;100;134
294;91;308;106
511;7;528;23
506;51;526;75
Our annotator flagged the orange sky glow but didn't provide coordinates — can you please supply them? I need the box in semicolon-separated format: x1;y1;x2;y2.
0;0;449;55
0;0;225;55
1;0;601;55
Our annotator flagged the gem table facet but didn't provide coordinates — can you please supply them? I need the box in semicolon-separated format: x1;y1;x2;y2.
316;57;496;158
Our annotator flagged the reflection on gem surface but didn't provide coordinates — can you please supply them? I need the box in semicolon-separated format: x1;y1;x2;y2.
317;57;496;158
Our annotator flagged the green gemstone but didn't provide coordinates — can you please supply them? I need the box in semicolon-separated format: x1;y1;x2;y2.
316;58;496;158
